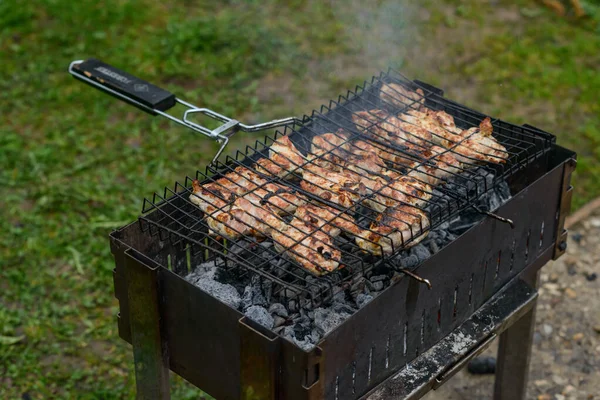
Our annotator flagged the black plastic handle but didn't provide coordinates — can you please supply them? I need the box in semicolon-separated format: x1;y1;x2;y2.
70;58;176;114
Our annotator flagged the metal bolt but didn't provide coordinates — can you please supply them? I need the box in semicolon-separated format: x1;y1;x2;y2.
558;241;567;251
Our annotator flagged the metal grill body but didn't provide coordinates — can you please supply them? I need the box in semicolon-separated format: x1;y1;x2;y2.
110;74;575;400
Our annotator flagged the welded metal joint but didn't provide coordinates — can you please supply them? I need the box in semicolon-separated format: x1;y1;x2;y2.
553;157;576;259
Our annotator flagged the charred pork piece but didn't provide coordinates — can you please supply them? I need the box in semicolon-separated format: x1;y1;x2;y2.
301;164;367;209
405;110;508;164
404;146;462;186
272;216;342;275
379;83;425;110
361;173;432;213
294;203;361;237
351;139;414;167
353;110;432;148
189;166;267;213
245;183;307;215
206;197;285;240
309;130;351;170
356;205;430;256
255;135;306;178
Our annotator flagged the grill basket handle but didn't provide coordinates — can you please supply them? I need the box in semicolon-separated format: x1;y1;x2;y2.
69;58;176;115
68;58;299;164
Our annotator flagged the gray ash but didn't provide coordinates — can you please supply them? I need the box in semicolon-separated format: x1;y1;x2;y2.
185;171;512;350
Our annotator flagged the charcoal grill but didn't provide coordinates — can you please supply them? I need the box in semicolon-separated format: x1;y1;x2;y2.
69;59;576;400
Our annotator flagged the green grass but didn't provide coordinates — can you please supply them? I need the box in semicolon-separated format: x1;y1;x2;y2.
1;0;599;398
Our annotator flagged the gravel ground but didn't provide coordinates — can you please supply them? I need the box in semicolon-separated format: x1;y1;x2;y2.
422;211;600;400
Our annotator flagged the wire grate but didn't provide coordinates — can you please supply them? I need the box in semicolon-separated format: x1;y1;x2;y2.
139;69;553;304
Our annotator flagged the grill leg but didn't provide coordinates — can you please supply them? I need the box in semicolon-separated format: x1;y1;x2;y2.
125;251;171;400
493;273;539;400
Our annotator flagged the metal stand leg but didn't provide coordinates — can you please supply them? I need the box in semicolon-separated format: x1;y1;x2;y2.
493;273;539;400
125;251;171;400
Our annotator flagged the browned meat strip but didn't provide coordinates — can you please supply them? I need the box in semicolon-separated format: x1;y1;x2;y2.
206;197;285;239
404;146;463;186
356;205;429;256
255;135;306;178
272;217;342;275
380;83;425;110
301;164;367;209
189;166;267;213
353;110;432;148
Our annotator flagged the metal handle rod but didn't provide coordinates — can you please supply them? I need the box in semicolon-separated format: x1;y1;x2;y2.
68;58;300;165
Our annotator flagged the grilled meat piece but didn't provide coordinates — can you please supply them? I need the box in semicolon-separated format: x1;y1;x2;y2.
456;122;508;164
272;217;342;275
405;146;462;186
295;203;361;237
189;166;267;213
352;140;413;167
356;205;430;256
245;184;307;215
380;83;425;110
255;135;306;178
301;164;367;208
362;173;432;213
405;110;508;164
206;197;285;239
310;130;351;170
353;110;432;148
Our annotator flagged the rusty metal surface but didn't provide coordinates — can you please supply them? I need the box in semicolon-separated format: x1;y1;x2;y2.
239;317;280;400
494;273;539;400
553;151;577;259
123;249;171;400
363;273;539;400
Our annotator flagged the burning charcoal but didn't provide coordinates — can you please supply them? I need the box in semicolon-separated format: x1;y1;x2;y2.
401;254;419;269
260;241;273;250
273;316;287;328
268;303;289;318
314;308;352;336
332;289;346;304
372;281;384;291
245;305;274;330
288;299;298;313
262;280;273;304
185;261;217;284
370;275;387;283
193;279;241;309
300;316;312;328
429;241;439;254
294;323;311;340
332;302;356;314
411;245;431;263
241;280;268;311
300;298;313;311
310;328;321;343
356;293;373;308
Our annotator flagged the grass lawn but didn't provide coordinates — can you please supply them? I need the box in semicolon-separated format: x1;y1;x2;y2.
1;0;599;398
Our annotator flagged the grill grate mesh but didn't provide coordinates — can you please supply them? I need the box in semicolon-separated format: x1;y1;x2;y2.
138;69;553;304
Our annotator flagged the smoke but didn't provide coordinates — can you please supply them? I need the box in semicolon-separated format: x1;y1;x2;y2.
333;0;415;70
